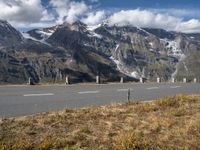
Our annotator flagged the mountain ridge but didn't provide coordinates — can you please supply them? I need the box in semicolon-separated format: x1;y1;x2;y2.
0;20;200;83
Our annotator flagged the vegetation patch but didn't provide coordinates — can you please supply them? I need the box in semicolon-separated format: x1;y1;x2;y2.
0;94;200;150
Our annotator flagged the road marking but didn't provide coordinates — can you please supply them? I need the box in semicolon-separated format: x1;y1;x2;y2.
78;91;99;94
23;93;54;97
147;87;159;90
117;89;129;92
170;86;182;89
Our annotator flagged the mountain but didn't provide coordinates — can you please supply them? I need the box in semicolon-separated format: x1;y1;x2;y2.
0;20;127;84
0;20;23;48
0;20;200;84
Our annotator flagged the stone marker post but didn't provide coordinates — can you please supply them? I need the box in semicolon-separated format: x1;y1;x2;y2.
157;77;160;83
96;76;100;84
120;77;124;83
28;77;33;85
172;78;175;83
66;76;70;85
183;78;187;83
194;78;197;83
140;78;144;83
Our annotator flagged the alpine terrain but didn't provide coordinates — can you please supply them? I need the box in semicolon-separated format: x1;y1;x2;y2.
0;20;200;84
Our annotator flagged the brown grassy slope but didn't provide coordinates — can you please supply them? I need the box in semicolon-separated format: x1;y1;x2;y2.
0;94;200;150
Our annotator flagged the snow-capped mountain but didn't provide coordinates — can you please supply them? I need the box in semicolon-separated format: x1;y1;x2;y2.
0;20;200;83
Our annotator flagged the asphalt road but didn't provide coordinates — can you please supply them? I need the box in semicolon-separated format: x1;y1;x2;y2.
0;83;199;117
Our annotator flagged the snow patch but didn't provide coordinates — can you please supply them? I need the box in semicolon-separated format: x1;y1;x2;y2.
110;56;121;71
87;24;102;38
161;38;183;58
149;42;153;47
171;54;186;78
115;44;120;52
35;30;54;38
160;38;186;79
22;32;51;46
136;27;151;35
131;71;140;78
87;24;101;31
110;56;140;78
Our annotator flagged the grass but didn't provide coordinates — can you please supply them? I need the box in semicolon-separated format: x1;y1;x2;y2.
0;94;200;150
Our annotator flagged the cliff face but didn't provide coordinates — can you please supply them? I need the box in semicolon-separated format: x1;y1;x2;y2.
0;20;200;83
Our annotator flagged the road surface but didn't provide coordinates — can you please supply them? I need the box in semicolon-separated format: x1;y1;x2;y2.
0;83;199;117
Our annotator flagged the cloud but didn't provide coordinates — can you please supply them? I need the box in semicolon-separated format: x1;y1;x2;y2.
0;1;200;33
82;11;106;25
107;9;200;33
0;0;53;27
49;0;88;24
150;8;200;20
176;19;200;33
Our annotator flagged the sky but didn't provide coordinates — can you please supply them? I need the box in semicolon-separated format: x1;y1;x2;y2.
0;0;200;33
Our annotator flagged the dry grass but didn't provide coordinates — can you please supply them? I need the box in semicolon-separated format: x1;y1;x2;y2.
0;94;200;150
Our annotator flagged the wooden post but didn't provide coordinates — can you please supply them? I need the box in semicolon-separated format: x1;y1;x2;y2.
127;88;131;103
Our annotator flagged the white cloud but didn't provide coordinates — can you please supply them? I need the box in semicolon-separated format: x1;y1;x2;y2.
176;19;200;33
0;0;53;26
50;0;88;24
150;8;200;20
67;1;88;23
107;9;200;33
0;1;200;33
82;11;106;25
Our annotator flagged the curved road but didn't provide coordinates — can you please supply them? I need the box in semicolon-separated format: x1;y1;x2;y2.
0;83;199;117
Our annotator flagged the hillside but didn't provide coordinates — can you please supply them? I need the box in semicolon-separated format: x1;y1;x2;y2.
0;94;200;149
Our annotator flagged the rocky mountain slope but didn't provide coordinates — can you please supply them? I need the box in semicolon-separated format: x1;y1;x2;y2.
0;20;200;83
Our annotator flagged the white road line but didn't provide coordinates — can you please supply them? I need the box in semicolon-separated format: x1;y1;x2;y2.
23;93;54;97
78;91;99;94
170;86;182;89
147;87;159;90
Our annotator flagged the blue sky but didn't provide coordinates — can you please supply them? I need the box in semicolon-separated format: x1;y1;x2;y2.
41;0;199;9
41;0;200;20
94;0;199;9
0;0;200;33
